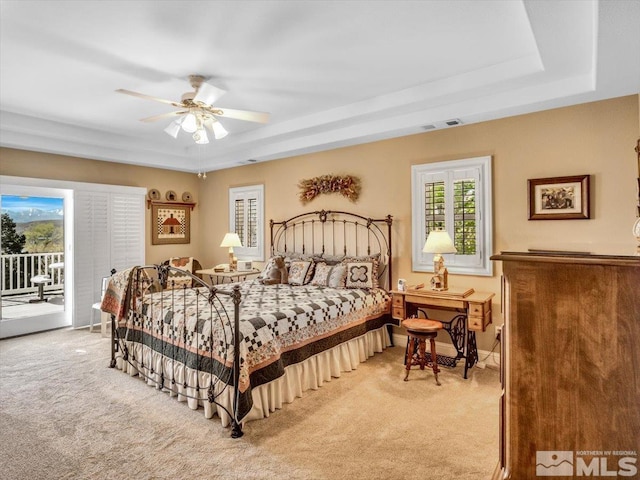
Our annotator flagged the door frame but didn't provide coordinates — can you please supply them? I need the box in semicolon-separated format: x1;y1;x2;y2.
0;182;74;338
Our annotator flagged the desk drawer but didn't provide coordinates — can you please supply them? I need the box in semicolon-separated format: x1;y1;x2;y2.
405;294;464;310
391;294;405;320
469;310;492;331
392;306;405;320
469;301;490;316
392;294;404;307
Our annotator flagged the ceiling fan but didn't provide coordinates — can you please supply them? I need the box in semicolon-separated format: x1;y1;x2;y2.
116;75;270;144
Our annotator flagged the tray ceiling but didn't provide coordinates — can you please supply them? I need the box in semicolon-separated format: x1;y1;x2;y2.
1;0;639;172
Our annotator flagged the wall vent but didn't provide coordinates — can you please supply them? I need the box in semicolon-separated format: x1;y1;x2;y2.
238;158;259;165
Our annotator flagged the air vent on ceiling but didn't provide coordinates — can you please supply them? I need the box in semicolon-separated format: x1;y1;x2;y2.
421;124;436;130
444;118;463;126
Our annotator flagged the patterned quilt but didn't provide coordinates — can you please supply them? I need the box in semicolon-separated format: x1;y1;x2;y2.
119;278;391;421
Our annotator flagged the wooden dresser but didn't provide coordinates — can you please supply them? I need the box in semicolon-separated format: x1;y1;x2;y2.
491;252;640;479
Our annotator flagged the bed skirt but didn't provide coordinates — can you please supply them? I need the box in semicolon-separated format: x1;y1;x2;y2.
114;325;391;427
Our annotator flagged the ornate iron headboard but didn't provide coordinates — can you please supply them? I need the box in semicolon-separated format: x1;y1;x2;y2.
270;210;393;290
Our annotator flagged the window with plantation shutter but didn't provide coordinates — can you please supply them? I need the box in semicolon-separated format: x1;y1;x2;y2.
229;185;264;261
412;156;492;276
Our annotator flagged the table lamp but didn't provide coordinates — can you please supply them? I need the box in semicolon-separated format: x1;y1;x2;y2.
220;233;242;271
422;229;457;291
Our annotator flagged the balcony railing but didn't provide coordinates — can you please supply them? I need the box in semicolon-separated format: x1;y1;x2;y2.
1;252;65;296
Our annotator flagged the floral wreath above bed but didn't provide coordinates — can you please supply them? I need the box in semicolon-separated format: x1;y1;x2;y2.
298;174;361;204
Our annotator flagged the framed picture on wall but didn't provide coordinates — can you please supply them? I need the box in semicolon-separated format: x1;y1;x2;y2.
528;174;591;220
151;203;191;244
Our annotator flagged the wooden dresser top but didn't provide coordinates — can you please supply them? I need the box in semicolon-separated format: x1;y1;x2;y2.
491;251;640;267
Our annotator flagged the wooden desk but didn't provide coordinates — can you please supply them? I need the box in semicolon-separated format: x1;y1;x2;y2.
196;268;261;284
391;287;494;378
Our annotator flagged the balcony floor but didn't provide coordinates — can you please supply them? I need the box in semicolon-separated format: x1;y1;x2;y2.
1;292;65;319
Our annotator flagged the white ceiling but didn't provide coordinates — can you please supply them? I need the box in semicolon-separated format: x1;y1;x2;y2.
1;0;639;173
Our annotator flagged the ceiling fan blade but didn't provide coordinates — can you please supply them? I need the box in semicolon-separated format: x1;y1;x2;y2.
211;107;270;124
116;89;183;108
193;82;227;106
139;111;187;123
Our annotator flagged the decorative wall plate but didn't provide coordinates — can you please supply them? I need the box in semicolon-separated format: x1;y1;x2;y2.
182;191;193;202
633;217;640;239
166;190;177;201
148;188;161;200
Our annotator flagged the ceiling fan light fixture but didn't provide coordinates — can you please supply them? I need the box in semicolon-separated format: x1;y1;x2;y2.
164;119;182;139
211;120;228;140
181;113;198;133
193;128;209;144
117;75;269;146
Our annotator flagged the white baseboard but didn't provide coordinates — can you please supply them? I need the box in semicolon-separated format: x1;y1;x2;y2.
391;333;500;370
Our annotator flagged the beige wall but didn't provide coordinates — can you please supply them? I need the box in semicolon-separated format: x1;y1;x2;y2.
0;151;203;265
200;95;639;350
2;95;638;350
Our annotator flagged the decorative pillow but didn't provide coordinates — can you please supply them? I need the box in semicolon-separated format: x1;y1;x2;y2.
275;250;313;264
313;254;345;266
310;262;348;288
288;260;313;286
167;257;193;288
327;264;347;288
342;254;380;288
310;262;332;286
345;261;374;289
304;260;316;284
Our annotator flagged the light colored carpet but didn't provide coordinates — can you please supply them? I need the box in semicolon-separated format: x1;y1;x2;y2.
0;328;500;480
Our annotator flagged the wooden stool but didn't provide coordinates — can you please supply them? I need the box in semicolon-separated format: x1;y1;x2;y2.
402;317;443;385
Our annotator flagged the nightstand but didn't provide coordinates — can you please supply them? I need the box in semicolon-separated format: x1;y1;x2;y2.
196;268;261;284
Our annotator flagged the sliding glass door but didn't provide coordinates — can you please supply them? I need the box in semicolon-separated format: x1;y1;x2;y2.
1;186;73;337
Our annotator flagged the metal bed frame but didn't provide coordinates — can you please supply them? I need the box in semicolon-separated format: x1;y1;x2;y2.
109;209;394;438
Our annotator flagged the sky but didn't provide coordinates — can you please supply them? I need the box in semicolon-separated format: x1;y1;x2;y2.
1;195;63;210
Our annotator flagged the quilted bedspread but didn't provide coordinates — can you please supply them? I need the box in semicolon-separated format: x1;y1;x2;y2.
120;279;390;420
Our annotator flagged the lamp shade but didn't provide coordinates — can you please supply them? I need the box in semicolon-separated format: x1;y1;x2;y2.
164;119;182;138
220;232;242;248
181;113;198;133
422;229;457;254
210;120;228;139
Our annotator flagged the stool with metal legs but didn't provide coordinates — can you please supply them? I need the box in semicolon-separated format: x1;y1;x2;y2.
29;275;52;303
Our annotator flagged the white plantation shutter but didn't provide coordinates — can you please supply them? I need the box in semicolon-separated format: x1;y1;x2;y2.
229;185;264;261
110;193;145;271
73;188;145;328
74;191;110;329
412;156;492;276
